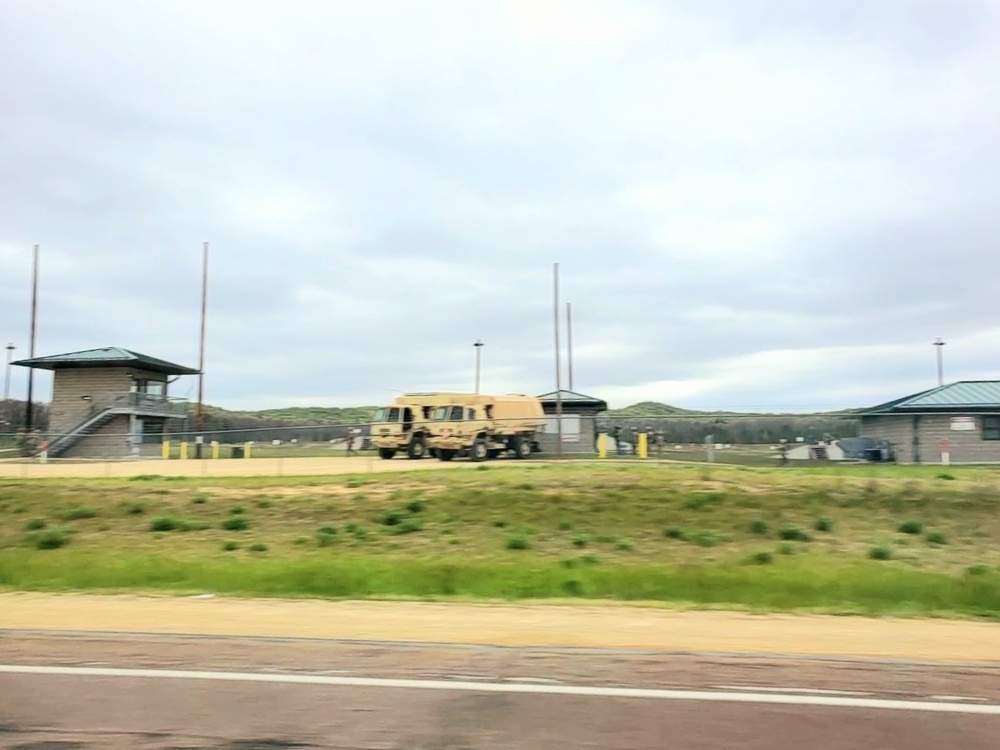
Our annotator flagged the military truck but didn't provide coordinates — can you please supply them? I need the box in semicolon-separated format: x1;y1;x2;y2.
371;393;462;460
425;394;546;462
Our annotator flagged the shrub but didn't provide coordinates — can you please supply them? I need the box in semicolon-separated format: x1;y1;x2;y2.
24;518;47;531
318;525;337;536
936;472;956;481
748;519;769;536
562;579;585;596
967;564;991;577
476;465;489;471
257;499;272;509
126;503;145;515
516;483;533;490
506;533;530;550
615;538;634;551
351;526;369;542
898;520;923;535
779;524;810;542
814;517;834;533
317;531;336;547
249;543;268;553
59;507;98;520
149;516;178;532
221;515;249;531
229;505;246;515
128;475;161;482
750;551;774;565
222;541;239;551
572;534;591;548
392;519;423;535
580;554;600;565
294;536;308;545
925;531;948;545
380;510;405;527
405;499;425;514
558;520;572;531
492;520;508;528
346;479;365;488
664;526;686;540
191;494;209;505
777;542;796;556
869;545;892;561
35;528;69;550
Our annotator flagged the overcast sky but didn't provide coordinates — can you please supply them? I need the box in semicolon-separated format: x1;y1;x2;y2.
2;0;999;412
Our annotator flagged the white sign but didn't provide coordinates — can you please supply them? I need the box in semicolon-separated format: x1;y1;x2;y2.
950;417;976;431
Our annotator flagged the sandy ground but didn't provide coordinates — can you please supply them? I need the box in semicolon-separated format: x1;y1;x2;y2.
2;592;999;662
0;455;475;478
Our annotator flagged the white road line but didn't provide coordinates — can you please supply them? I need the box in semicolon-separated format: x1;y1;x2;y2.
2;665;1000;715
713;686;873;697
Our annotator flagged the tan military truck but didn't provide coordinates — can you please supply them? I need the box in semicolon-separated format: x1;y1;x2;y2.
426;394;545;462
371;393;463;460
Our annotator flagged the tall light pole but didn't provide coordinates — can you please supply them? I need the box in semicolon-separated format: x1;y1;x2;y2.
474;339;484;393
195;241;209;458
566;301;574;393
933;338;945;387
25;244;39;429
553;263;563;458
3;342;14;402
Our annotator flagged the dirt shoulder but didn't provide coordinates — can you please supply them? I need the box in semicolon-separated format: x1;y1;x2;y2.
1;592;998;662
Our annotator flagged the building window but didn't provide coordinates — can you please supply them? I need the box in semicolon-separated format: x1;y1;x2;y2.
983;416;1000;441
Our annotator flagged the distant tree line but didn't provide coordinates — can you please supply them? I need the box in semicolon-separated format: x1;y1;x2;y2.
597;415;860;445
0;400;50;433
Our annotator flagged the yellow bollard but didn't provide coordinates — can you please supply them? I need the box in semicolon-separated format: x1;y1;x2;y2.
179;442;188;460
211;441;220;459
244;442;252;459
162;441;171;460
638;432;648;459
598;433;608;458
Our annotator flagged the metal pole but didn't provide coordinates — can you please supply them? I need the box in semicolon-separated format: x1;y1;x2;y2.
474;339;483;393
196;241;209;457
4;343;14;402
933;338;945;387
566;301;574;393
25;245;39;430
553;263;563;458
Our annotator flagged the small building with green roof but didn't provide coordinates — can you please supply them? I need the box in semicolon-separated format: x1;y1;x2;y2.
860;381;1000;464
12;346;198;459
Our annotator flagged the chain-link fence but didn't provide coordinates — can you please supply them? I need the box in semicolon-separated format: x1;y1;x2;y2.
0;410;865;476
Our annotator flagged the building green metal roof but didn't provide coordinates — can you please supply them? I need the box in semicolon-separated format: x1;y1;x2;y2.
12;347;199;375
864;381;1000;414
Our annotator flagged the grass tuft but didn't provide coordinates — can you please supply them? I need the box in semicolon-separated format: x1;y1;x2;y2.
868;545;892;561
814;517;834;533
506;533;530;550
221;516;250;532
748;519;769;536
897;519;924;535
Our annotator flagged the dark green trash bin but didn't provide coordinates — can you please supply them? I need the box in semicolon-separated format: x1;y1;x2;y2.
231;446;244;459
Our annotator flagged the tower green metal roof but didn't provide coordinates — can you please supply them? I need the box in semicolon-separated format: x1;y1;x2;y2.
12;347;199;375
863;381;1000;414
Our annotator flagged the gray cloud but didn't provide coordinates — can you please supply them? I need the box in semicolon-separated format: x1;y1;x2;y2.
2;0;999;412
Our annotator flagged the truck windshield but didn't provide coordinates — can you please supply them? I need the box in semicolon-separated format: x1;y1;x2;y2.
375;408;400;422
432;407;449;420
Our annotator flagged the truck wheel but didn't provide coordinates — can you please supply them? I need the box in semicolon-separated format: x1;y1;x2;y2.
512;435;532;459
437;449;455;462
377;448;396;460
470;438;489;462
407;439;426;459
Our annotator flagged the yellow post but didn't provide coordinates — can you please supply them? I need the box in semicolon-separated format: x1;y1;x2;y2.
162;441;170;460
598;433;608;458
211;441;220;459
638;432;648;459
244;442;252;459
179;442;188;460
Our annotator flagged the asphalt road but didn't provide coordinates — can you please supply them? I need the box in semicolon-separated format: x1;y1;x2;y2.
2;632;999;749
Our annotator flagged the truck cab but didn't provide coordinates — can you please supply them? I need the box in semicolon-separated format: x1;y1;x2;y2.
426;395;543;462
371;402;433;459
